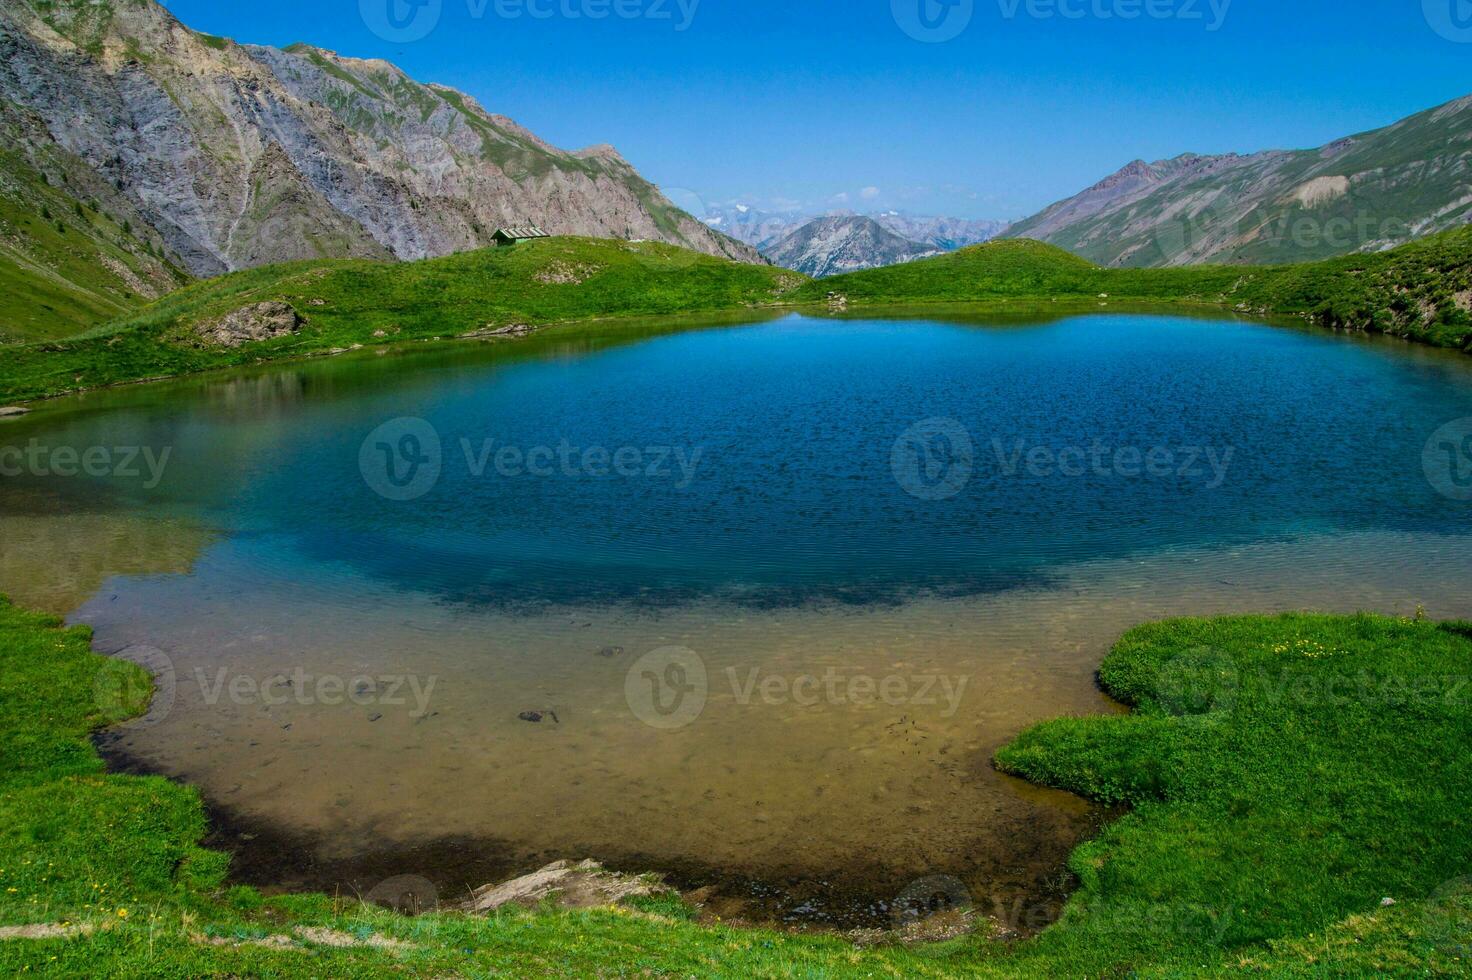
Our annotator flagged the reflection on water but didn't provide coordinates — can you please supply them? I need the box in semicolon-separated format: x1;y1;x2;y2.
0;489;212;614
3;310;1472;926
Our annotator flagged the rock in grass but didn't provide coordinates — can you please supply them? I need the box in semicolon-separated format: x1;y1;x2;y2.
197;302;303;348
463;860;671;913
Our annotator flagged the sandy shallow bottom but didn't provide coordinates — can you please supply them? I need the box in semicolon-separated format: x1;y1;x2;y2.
7;522;1461;927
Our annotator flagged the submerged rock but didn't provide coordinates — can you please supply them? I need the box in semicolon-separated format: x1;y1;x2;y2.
0;406;29;418
197;302;303;348
463;860;671;913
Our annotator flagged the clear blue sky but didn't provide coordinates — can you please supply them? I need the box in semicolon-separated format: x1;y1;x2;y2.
161;0;1472;220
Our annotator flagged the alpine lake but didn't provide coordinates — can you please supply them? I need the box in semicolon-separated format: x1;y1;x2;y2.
3;309;1471;928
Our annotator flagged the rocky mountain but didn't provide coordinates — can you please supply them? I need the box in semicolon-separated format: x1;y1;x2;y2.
870;212;1009;251
0;0;760;289
763;215;941;277
0;94;188;341
1005;94;1472;266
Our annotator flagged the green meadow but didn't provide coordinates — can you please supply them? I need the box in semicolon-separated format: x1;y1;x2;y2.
1;596;1468;976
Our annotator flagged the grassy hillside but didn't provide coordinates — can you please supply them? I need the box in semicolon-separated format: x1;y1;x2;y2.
1231;226;1472;349
809;230;1472;351
1;595;1468;975
0;104;190;342
0;237;806;402
797;238;1246;303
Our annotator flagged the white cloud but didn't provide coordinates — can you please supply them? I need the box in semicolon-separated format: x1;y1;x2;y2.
860;186;881;201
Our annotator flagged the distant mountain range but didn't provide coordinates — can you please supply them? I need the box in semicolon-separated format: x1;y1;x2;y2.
0;0;759;298
700;206;803;251
869;213;1012;252
704;206;1007;250
699;207;1009;276
761;215;943;278
1004;94;1472;266
5;0;1471;332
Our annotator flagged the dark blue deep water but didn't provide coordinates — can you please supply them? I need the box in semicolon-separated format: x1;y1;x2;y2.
6;312;1472;609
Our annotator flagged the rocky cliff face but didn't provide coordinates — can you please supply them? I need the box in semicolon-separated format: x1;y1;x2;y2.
0;93;188;341
1005;95;1472;267
763;215;941;277
0;0;761;279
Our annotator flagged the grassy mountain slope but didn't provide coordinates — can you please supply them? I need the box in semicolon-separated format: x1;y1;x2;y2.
1004;94;1472;267
0;102;188;342
1;595;1468;975
0;237;806;402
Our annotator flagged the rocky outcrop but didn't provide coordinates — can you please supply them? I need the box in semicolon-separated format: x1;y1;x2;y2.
462;860;672;913
228;142;392;268
0;0;762;278
461;323;536;340
197;301;302;348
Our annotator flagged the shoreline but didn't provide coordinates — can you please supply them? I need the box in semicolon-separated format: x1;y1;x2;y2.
1;294;1449;411
5;226;1470;406
92;700;1103;937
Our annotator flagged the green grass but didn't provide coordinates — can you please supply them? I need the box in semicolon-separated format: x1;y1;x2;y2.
1;595;1468;975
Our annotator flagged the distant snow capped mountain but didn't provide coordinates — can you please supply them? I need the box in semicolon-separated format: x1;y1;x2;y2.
701;205;806;249
703;204;1010;268
871;212;1010;250
762;215;942;278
